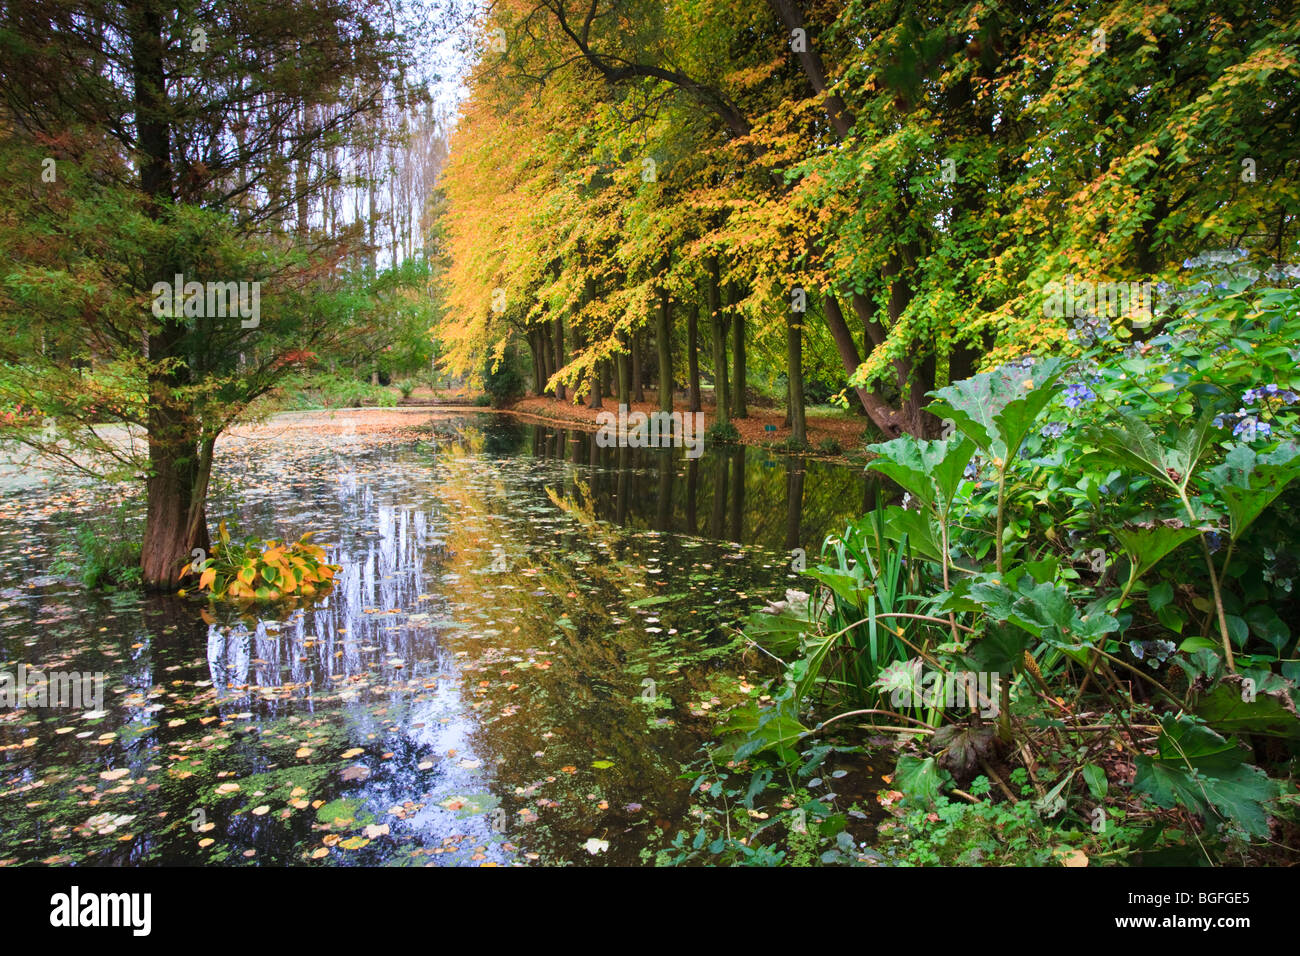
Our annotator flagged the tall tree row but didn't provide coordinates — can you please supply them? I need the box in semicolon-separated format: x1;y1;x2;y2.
436;0;1298;437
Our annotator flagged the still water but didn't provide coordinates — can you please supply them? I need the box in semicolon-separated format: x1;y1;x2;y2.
0;409;879;866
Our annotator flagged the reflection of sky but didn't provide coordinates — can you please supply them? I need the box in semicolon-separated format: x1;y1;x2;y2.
0;412;877;865
200;458;512;863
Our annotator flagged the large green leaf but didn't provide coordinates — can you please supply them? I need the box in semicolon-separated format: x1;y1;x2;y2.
880;505;944;564
928;356;1066;460
1206;441;1300;541
1191;674;1300;739
1132;715;1280;837
716;698;808;764
1113;524;1201;583
1083;408;1216;490
966;622;1030;677
866;434;976;517
893;754;946;808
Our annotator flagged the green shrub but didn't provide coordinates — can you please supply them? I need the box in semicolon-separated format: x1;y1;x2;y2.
482;345;525;408
182;522;339;601
711;277;1300;864
51;500;143;590
706;421;740;445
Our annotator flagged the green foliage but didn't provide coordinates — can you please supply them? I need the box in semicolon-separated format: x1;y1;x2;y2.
280;372;399;410
709;279;1300;863
705;421;740;445
182;523;339;602
482;345;525;408
50;501;143;590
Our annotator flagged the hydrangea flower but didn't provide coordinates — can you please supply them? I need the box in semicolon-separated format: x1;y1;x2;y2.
1232;417;1271;441
1130;638;1177;668
1063;383;1095;408
1040;421;1066;439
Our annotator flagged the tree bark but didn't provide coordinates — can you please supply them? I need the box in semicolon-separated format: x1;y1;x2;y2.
707;258;729;426
729;283;747;418
616;336;631;406
787;310;806;444
130;0;214;589
632;328;645;403
686;301;702;412
823;294;906;437
656;276;673;415
553;316;566;402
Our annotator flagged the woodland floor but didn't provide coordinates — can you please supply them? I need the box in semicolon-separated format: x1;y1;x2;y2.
506;394;870;458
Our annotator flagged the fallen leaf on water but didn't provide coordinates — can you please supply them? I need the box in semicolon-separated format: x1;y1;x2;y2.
251;805;270;816
583;838;609;855
99;769;129;781
341;748;364;759
363;824;390;839
340;765;370;782
295;747;313;758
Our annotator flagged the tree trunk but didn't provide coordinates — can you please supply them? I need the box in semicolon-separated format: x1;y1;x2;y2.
632;328;645;403
141;417;214;589
530;331;544;394
823;294;906;437
729;283;747;418
686;302;702;412
131;0;214;590
616;337;631;406
553;316;566;402
588;357;603;409
707;258;729;426
787;310;806;445
656;282;673;415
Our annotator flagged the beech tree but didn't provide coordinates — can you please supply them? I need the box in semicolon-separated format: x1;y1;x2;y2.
435;0;1297;440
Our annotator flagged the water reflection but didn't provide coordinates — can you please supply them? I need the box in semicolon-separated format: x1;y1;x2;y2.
0;410;884;866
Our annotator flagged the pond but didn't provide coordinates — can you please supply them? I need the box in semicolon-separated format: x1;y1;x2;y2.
0;408;885;866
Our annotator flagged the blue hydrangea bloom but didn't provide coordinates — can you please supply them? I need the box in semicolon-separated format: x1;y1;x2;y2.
1063;384;1095;408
